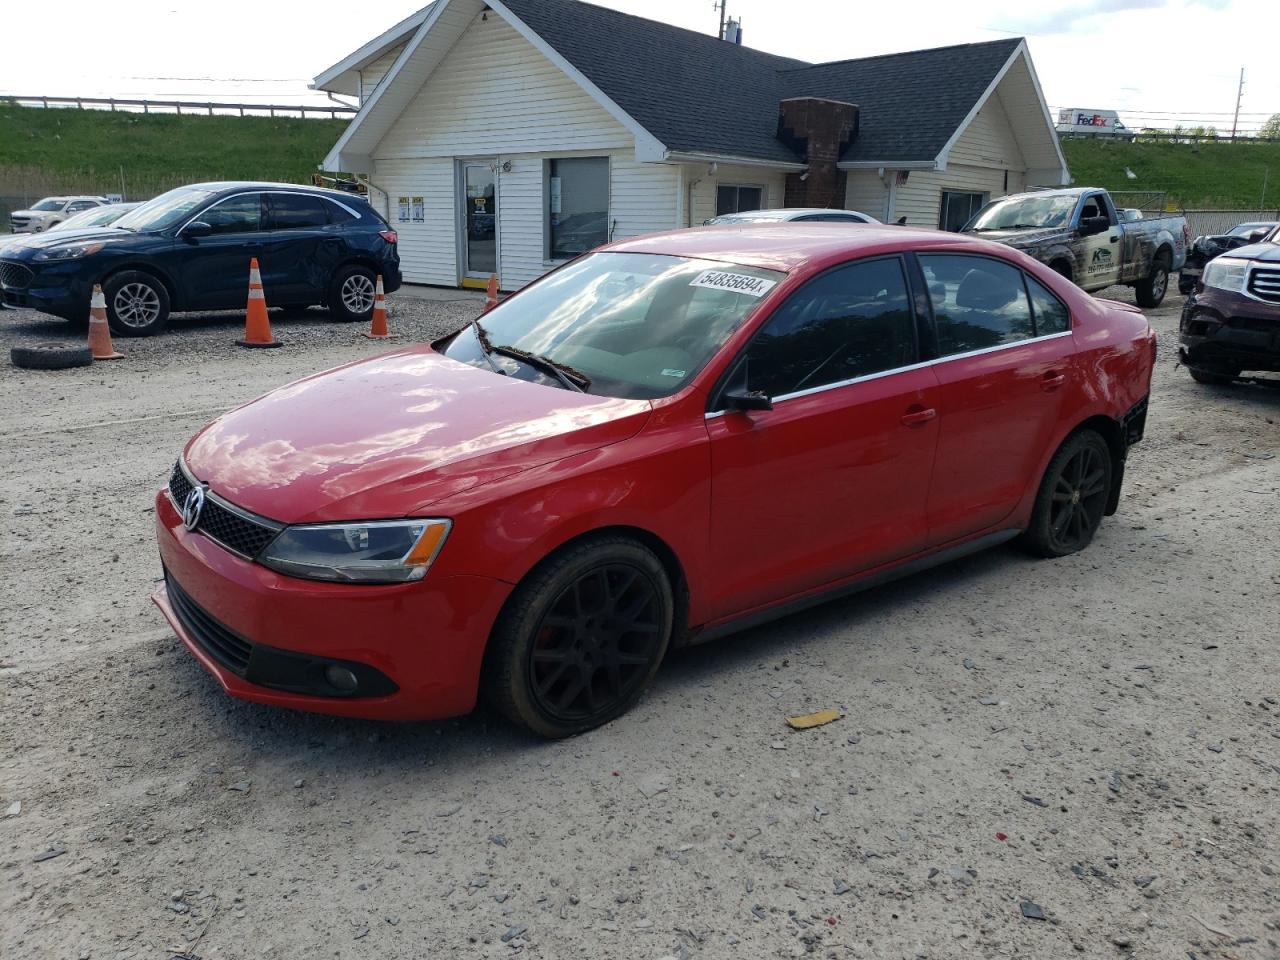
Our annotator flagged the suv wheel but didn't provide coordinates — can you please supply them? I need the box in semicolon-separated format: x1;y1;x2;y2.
1022;430;1113;558
1188;365;1238;385
104;270;171;336
328;265;377;323
483;537;674;738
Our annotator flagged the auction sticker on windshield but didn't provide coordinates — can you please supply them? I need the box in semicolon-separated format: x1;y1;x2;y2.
689;270;778;298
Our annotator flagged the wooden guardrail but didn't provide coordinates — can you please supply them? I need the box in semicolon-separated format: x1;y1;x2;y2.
1;94;356;119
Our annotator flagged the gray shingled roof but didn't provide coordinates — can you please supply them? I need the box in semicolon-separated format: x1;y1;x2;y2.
499;0;1022;165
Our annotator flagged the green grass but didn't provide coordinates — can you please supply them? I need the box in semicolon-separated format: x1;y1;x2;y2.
1062;138;1280;209
0;104;348;194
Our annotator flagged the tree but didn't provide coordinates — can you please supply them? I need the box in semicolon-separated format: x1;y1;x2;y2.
1260;113;1280;140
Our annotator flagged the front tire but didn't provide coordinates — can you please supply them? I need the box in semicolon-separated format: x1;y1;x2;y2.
1022;430;1113;558
104;270;170;336
1135;253;1170;308
327;265;376;323
483;537;674;738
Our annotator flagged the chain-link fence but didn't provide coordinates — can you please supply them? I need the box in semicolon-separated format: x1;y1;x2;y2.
1183;209;1280;236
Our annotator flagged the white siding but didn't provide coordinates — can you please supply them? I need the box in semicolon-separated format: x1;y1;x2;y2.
947;97;1026;171
370;157;457;285
372;11;633;161
893;165;1021;229
686;164;787;226
358;45;405;104
845;171;890;222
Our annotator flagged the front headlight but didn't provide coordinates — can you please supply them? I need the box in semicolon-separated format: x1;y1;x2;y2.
259;519;451;584
33;242;104;262
1200;257;1249;293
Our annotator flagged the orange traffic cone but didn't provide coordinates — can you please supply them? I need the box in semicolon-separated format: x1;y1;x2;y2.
87;284;122;360
483;274;499;313
363;275;393;339
236;257;281;348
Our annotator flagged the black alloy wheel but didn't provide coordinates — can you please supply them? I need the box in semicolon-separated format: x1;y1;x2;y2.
484;537;674;738
1022;430;1113;558
528;563;663;723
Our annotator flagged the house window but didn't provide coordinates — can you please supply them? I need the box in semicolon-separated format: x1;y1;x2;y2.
716;184;764;216
939;190;988;232
548;157;609;259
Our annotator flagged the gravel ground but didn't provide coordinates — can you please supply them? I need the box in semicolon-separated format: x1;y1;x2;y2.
1;289;1277;960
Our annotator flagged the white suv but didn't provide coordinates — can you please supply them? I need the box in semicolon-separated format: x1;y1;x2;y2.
9;196;110;234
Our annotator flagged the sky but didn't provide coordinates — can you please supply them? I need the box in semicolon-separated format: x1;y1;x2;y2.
1;0;1276;133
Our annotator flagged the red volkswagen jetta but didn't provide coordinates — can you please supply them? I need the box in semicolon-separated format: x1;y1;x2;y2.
154;225;1155;737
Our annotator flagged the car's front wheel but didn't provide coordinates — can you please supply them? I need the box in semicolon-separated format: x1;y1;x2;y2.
104;270;171;336
327;264;377;323
483;536;674;738
1022;429;1113;558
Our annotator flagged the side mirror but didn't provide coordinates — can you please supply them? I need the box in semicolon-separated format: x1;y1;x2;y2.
723;388;773;413
182;221;212;240
1079;215;1110;236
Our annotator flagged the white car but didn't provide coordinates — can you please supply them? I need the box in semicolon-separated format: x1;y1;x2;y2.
9;196;111;234
705;207;881;225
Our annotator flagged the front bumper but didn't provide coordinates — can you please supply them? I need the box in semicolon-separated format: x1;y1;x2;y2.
0;258;92;318
153;488;512;721
1180;287;1280;373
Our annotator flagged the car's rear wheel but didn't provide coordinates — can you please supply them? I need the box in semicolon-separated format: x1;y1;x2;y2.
1022;430;1113;558
1135;252;1171;308
104;270;170;336
483;537;674;738
1188;365;1238;385
328;265;376;323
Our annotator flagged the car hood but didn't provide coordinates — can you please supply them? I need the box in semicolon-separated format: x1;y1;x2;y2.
1224;241;1280;263
965;227;1067;246
183;346;653;524
13;226;130;248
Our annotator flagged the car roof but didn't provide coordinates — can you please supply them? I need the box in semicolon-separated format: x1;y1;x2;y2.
603;223;1002;273
184;181;372;203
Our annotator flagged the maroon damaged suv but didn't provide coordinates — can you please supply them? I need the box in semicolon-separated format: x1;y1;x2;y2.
1180;226;1280;384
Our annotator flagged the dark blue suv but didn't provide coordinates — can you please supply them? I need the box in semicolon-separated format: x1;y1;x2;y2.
0;182;401;336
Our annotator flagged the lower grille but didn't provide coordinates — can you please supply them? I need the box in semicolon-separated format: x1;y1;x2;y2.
1;261;33;290
1247;267;1280;304
165;574;253;675
167;461;282;559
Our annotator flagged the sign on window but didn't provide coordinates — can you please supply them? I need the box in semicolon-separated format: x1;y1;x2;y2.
397;197;410;222
411;197;425;222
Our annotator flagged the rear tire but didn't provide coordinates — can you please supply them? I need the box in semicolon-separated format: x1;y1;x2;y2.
482;536;674;738
327;265;376;323
104;270;170;336
1188;366;1237;385
1021;430;1113;558
1050;260;1073;281
1135;253;1171;308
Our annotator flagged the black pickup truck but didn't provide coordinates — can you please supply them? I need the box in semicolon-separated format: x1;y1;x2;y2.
963;187;1189;308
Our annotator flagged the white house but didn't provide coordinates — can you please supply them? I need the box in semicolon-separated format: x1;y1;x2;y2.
313;0;1068;290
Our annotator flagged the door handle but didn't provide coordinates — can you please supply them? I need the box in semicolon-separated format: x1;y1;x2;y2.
900;406;937;427
1040;371;1067;391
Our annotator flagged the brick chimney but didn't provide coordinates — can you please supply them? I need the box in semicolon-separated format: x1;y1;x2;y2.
776;97;859;209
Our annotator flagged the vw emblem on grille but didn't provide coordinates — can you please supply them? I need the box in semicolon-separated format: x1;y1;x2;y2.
182;485;207;531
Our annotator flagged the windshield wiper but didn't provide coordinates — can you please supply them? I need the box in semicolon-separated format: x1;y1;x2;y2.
470;317;505;376
489;343;591;393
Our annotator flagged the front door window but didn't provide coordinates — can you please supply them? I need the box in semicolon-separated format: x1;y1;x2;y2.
464;164;497;276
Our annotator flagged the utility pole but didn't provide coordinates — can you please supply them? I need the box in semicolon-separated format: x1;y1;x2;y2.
1231;68;1244;140
715;0;727;39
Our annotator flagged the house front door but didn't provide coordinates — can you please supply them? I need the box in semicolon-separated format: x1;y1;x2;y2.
461;162;498;286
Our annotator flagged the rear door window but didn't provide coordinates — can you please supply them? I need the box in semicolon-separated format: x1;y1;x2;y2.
201;194;264;235
919;255;1034;356
741;256;917;399
268;194;331;230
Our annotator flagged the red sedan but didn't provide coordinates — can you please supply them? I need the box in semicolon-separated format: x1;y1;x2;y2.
154;225;1156;737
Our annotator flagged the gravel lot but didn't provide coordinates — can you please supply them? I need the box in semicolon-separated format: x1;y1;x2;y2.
1;289;1277;960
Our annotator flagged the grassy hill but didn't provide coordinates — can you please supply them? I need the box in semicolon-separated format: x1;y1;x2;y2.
1061;138;1280;210
0;104;347;205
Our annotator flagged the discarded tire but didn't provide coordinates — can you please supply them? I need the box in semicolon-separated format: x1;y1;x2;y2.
10;343;94;370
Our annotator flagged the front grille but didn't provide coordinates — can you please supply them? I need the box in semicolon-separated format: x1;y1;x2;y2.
165;573;253;675
1248;267;1280;304
167;461;282;559
0;261;33;290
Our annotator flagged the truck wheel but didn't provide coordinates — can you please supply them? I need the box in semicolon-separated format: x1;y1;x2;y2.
1135;253;1171;308
1050;260;1073;281
104;270;171;336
